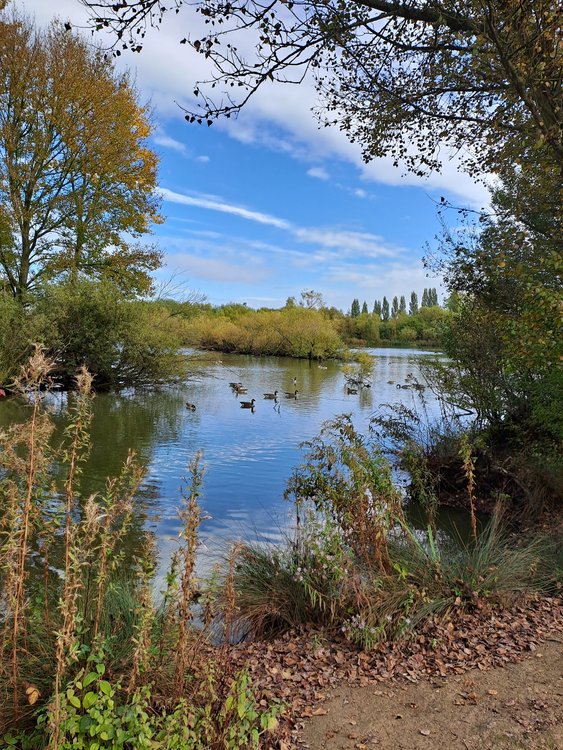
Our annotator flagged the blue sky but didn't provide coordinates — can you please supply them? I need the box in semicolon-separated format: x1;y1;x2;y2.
22;0;490;312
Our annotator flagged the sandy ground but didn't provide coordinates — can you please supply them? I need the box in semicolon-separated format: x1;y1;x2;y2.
300;638;563;750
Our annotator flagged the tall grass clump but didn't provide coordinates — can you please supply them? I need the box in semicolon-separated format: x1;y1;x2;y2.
229;416;561;650
0;352;281;748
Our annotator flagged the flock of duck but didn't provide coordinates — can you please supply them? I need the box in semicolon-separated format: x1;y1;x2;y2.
185;377;299;412
185;371;425;412
229;377;299;411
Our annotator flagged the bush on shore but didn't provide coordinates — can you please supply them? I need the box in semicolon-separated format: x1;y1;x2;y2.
229;417;561;647
0;282;189;391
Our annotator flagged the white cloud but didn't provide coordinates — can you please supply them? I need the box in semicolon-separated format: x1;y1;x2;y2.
196;155;210;163
307;166;330;181
24;0;491;205
153;133;188;154
293;227;397;258
160;187;402;259
159;188;291;230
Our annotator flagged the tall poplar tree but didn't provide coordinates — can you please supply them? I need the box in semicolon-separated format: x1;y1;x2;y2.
381;296;389;322
409;291;418;316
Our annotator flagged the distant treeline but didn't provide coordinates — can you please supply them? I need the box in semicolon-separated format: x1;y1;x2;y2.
162;288;448;355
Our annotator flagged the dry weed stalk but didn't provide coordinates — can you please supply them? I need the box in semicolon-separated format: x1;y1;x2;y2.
127;535;157;694
0;347;55;723
173;450;206;696
50;366;94;747
460;435;478;542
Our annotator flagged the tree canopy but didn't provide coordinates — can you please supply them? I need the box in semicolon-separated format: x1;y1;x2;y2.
80;0;561;182
0;11;162;300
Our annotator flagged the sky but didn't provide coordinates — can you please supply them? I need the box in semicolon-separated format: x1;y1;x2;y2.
20;0;490;312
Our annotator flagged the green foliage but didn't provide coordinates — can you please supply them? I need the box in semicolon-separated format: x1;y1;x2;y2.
285;414;403;567
0;291;45;385
34;281;187;390
183;305;343;359
350;298;360;317
381;296;390;322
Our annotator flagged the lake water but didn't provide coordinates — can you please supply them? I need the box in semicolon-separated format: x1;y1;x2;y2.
0;348;471;576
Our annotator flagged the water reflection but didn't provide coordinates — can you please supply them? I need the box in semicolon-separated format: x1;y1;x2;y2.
0;348;468;576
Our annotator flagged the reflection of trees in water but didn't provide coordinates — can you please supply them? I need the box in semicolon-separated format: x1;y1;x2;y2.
0;389;187;580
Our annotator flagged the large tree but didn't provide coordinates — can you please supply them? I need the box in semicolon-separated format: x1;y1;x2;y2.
0;12;162;300
80;0;561;182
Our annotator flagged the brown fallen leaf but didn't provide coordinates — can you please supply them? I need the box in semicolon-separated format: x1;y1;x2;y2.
25;684;40;705
312;707;328;716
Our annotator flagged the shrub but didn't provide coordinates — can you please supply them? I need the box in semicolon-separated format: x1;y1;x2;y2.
34;281;188;389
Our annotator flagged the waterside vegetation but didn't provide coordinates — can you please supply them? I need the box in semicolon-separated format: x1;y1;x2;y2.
0;360;559;748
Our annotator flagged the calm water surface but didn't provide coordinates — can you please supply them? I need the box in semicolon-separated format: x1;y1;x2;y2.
0;348;469;574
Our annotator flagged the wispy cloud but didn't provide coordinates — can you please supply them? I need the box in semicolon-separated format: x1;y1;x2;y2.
293;227;397;258
160;187;401;259
307;166;330;181
160;188;291;230
153;133;188;154
170;253;271;283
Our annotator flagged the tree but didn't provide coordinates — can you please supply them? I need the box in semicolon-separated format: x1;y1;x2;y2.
421;289;429;308
0;13;161;300
391;295;399;319
373;299;381;317
81;0;562;182
361;300;368;315
350;298;360;318
300;289;324;309
399;295;406;315
381;296;389;322
409;291;418;316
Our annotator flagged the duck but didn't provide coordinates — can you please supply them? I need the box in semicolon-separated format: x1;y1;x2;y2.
233;384;248;394
292;377;297;385
185;402;196;411
387;380;395;385
263;390;278;400
240;399;256;408
318;365;328;370
284;390;299;399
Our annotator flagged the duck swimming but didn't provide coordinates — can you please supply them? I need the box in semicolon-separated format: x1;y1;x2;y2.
263;390;278;399
240;399;256;408
185;402;196;411
284;390;298;399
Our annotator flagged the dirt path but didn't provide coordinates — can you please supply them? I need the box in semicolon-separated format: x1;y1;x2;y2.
301;639;563;750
